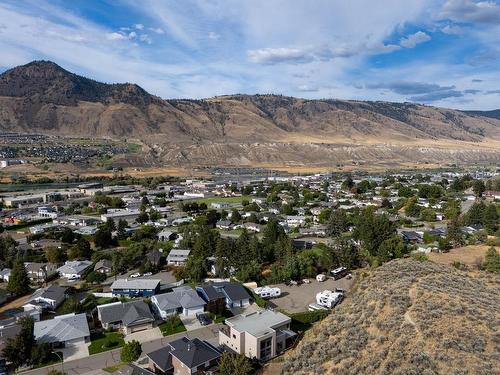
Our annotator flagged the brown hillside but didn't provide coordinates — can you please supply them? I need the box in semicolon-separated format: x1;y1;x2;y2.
0;61;499;167
282;259;500;375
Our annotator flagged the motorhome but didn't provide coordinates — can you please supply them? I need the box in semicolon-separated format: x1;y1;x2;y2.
253;286;281;299
330;267;348;280
316;290;344;308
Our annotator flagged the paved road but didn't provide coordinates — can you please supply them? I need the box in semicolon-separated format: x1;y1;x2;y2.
21;324;221;375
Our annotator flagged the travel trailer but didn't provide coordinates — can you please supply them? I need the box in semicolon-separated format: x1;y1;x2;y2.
316;274;326;282
330;267;348;280
316;290;344;308
253;286;281;299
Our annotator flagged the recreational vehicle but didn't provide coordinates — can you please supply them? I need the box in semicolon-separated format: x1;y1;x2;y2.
253;286;281;299
330;267;348;280
316;290;344;308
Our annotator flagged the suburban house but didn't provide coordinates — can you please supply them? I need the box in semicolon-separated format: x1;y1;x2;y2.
219;310;295;360
94;259;113;274
195;285;227;314
146;337;221;375
110;278;161;297
166;249;191;266
23;284;67;311
109;364;156;375
400;230;423;244
215;220;232;230
201;282;251;309
57;260;93;279
151;286;206;318
24;262;58;282
97;300;155;334
285;215;306;227
157;229;177;242
34;313;90;348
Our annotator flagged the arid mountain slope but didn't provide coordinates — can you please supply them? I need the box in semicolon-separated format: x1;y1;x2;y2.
283;259;499;375
0;61;499;167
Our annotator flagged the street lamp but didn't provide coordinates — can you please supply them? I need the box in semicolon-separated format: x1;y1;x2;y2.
51;351;64;374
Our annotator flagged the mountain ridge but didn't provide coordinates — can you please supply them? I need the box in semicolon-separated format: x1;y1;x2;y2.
0;61;499;167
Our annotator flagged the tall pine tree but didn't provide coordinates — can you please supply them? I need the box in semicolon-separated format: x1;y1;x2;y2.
8;259;30;296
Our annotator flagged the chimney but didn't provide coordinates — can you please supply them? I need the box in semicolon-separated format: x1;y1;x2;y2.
187;343;191;351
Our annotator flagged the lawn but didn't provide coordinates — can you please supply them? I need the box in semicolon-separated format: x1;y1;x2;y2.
32;351;63;369
191;195;252;205
88;332;125;355
208;309;233;323
158;316;187;336
103;363;125;373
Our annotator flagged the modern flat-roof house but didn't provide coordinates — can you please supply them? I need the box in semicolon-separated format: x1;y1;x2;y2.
23;284;67;312
34;313;90;348
219;310;295;360
209;282;251;308
110;278;161;297
151;286;206;318
97;300;155;334
146;337;221;375
166;249;191;266
57;260;93;279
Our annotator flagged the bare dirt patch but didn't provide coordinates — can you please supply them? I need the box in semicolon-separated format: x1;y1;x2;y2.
428;245;490;269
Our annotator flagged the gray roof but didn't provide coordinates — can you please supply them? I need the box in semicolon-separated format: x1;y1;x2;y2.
196;285;225;302
28;284;67;303
94;259;112;271
112;364;156;375
167;249;190;260
153;286;205;311
34;313;90;344
57;260;92;275
213;282;250;302
98;300;154;326
111;278;161;291
169;337;221;369
225;310;291;337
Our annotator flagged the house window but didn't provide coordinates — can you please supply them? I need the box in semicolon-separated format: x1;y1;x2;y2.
259;338;272;359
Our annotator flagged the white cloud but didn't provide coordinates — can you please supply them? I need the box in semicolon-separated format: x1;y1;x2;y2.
248;47;314;64
134;23;144;30
139;34;152;44
441;25;462;34
208;31;220;40
106;32;127;41
439;0;500;24
400;31;431;48
149;27;164;34
128;31;137;39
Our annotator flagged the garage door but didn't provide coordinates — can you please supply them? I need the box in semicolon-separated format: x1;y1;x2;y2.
131;324;149;333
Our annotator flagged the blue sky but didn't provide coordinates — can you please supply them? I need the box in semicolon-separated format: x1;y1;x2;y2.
0;0;499;109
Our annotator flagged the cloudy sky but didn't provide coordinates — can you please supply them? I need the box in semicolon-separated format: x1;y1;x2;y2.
0;0;499;109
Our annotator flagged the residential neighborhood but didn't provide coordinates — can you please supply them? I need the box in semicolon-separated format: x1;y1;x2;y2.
0;169;497;375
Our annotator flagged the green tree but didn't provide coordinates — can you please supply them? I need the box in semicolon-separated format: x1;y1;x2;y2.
31;343;52;365
482;247;499;273
353;208;396;257
330;238;361;269
59;297;81;314
377;235;406;262
2;317;34;368
230;209;242;223
327;209;348;237
446;218;464;248
120;340;142;363
472;179;486;197
219;352;253;375
94;228;113;249
86;271;106;284
44;246;66;264
484;204;499;234
8;259;30;296
405;197;421;218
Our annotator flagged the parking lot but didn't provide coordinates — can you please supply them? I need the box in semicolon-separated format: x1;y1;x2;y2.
267;275;356;313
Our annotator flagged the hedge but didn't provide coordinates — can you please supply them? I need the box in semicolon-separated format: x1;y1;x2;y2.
289;310;330;324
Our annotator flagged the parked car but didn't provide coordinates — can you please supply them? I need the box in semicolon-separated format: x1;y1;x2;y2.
143;272;153;276
130;272;141;278
196;312;212;326
302;278;311;284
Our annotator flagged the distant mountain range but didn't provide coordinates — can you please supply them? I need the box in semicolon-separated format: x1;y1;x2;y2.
0;61;499;168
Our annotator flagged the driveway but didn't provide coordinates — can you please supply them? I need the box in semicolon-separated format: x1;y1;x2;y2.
267;275;356;313
61;342;89;362
125;327;163;343
179;315;202;331
230;302;261;316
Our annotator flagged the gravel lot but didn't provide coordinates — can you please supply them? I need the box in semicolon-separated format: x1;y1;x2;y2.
267;275;356;313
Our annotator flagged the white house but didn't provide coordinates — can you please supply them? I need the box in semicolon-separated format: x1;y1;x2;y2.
151;286;206;318
166;249;191;266
57;260;92;279
285;215;306;227
34;313;90;348
23;284;67;311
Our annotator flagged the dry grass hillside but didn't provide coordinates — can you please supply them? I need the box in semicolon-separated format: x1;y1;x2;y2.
1;61;499;167
283;259;500;375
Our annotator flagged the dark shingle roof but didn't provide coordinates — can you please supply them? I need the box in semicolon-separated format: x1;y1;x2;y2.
196;285;225;301
146;347;173;372
213;282;250;302
169;337;221;369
